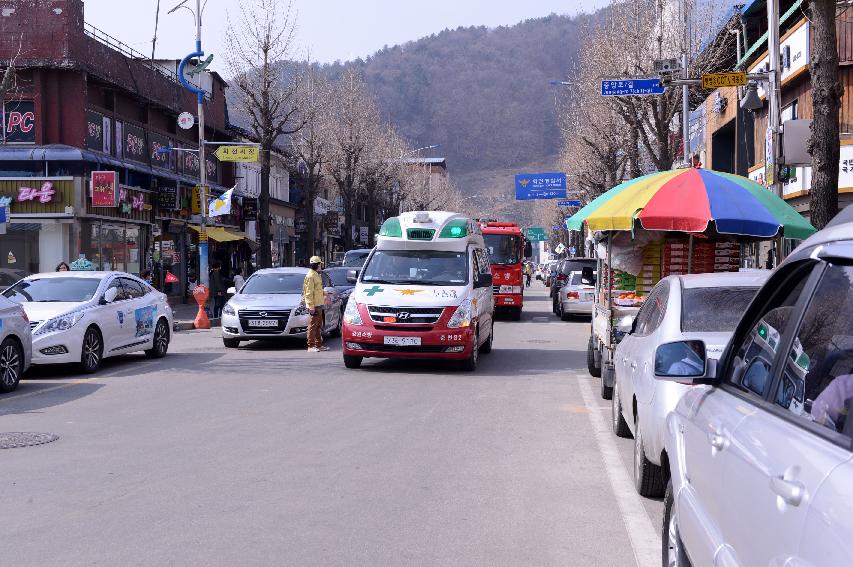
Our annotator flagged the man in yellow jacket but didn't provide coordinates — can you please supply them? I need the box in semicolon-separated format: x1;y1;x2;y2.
303;255;328;352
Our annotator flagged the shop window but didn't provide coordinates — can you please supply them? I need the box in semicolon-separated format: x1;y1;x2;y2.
78;220;147;276
0;224;41;284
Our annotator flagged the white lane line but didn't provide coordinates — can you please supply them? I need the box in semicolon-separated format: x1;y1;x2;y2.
577;375;659;567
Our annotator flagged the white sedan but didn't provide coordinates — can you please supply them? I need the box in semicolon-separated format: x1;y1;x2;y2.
3;271;173;373
0;294;32;392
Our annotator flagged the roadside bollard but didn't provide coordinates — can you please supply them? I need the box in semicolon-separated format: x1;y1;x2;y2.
193;284;211;329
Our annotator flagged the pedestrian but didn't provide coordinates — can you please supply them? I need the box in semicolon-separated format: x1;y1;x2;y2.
141;269;153;284
56;262;70;272
233;267;246;292
524;262;532;287
209;261;225;318
303;255;328;352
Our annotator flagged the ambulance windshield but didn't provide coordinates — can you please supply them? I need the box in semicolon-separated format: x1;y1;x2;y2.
362;250;468;286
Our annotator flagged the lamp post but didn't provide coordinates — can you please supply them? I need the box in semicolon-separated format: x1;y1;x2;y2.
172;0;209;286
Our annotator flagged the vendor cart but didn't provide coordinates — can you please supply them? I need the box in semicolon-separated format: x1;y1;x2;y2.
567;168;816;399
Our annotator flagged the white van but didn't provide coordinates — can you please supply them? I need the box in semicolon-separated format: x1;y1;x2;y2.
341;211;495;371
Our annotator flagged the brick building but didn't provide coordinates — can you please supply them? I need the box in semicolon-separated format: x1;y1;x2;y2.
0;0;248;300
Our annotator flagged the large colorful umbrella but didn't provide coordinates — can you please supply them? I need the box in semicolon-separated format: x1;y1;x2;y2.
566;168;816;240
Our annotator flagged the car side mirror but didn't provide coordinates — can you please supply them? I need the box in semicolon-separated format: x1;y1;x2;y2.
346;269;359;284
226;286;236;295
616;315;635;334
524;242;533;258
102;287;119;304
654;340;716;384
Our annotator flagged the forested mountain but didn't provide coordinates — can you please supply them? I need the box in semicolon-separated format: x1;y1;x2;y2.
324;13;592;175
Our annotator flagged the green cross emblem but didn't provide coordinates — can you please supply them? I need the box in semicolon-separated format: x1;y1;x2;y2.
364;285;385;297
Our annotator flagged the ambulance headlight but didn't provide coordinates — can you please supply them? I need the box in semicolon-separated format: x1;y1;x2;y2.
343;301;363;325
447;299;472;328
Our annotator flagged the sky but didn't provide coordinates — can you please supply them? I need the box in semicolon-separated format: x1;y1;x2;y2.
82;0;609;75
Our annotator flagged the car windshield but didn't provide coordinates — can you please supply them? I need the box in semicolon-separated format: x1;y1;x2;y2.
324;270;352;286
483;234;520;265
343;250;370;267
240;273;305;294
681;287;759;332
361;250;468;286
3;277;102;303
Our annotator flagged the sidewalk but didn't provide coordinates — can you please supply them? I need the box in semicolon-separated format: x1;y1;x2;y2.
171;303;220;332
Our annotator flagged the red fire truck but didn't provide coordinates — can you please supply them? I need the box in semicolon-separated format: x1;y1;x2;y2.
480;221;532;320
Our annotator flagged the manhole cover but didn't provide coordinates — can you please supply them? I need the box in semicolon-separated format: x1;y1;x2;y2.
0;432;59;449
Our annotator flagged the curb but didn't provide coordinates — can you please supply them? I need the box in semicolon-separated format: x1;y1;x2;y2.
174;318;220;332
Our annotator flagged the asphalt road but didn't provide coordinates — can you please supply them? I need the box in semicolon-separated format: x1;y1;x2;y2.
0;287;663;567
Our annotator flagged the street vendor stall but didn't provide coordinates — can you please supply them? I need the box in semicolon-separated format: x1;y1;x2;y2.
566;168;816;399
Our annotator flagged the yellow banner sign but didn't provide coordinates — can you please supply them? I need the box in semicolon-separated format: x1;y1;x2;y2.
214;145;259;162
701;72;747;89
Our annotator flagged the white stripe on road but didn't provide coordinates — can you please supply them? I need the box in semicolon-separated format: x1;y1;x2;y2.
577;376;660;567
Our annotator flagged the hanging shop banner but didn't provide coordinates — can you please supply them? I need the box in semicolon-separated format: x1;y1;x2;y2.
242;198;258;221
86;110;105;151
2;100;36;144
158;185;178;210
182;147;201;178
91;171;118;207
149;132;172;170
123;123;148;164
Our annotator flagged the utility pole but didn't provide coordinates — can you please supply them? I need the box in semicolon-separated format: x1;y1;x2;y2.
682;0;690;165
766;0;783;197
175;0;209;285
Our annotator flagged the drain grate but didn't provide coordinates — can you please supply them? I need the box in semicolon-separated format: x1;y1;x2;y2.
0;432;59;449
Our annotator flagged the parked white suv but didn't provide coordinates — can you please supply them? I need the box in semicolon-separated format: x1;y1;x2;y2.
659;206;853;566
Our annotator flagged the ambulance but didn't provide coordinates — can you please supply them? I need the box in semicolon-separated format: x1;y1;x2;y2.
341;211;495;371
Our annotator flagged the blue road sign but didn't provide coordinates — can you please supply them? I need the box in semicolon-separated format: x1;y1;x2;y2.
515;173;567;200
551;225;561;231
601;78;664;97
557;199;582;207
569;246;577;256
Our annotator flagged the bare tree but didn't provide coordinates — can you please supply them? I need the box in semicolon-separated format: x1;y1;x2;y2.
325;68;380;249
289;67;332;257
359;125;408;245
226;0;304;268
808;0;842;229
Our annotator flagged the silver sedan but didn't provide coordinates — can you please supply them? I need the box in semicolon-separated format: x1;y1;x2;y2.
220;268;343;348
557;271;596;320
610;271;768;497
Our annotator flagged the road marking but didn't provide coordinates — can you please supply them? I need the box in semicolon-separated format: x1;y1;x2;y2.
577;376;660;567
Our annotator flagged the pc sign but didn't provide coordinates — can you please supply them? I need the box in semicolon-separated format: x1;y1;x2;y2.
515;173;567;200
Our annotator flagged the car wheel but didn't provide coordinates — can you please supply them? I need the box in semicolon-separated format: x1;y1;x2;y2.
480;322;494;354
223;338;241;348
612;382;631;438
634;424;666;497
587;336;601;378
78;326;103;374
331;310;343;338
552;297;559;314
663;480;692;567
145;318;170;358
560;303;572;321
460;328;479;371
343;354;362;369
0;337;23;393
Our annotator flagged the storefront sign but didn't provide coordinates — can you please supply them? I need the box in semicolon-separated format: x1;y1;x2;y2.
182;149;201;178
123;123;148;164
749;20;809;99
325;211;339;228
2;100;36;144
150;132;172;169
359;226;368;244
295;217;307;233
18;181;55;203
118;186;146;212
86;110;105;151
115;121;123;158
158;185;178;210
242;198;258;221
92;171;118;207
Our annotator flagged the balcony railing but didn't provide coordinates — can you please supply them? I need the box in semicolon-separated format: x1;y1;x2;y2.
83;22;209;98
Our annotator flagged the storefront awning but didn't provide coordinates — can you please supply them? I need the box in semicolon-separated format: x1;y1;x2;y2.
188;225;245;242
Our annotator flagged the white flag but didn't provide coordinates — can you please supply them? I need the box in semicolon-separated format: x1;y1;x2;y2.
208;187;234;217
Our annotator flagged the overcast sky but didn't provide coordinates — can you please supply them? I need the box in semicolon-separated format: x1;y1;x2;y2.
82;0;609;74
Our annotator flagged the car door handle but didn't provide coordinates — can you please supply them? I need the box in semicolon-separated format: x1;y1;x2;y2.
770;476;805;506
707;431;728;450
630;362;637;369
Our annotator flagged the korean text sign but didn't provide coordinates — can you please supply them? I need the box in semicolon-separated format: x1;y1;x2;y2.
91;171;118;207
515;173;567;200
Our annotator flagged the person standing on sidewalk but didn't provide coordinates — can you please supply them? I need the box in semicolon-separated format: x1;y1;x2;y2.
304;256;328;352
209;262;225;318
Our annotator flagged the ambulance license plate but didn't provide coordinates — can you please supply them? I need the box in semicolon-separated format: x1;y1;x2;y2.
384;336;421;346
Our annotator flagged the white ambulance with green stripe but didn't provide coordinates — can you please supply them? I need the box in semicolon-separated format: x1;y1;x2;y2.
341;211;495;371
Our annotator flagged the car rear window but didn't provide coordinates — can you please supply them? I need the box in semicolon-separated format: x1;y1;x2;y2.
561;260;596;275
681;287;759;333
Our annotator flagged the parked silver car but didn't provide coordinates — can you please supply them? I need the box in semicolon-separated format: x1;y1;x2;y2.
610;271;768;497
220;268;344;348
660;206;853;567
0;294;32;392
556;270;597;320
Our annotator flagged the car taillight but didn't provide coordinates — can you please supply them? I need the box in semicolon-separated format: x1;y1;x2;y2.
20;311;29;323
567;291;579;299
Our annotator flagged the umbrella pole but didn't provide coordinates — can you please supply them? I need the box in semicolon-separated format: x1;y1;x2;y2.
688;234;694;274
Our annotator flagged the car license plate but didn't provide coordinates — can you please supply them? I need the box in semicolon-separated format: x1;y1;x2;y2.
248;319;278;328
384;336;421;346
